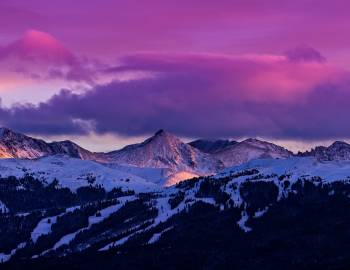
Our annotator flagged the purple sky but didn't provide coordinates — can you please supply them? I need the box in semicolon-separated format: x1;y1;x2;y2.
0;0;350;151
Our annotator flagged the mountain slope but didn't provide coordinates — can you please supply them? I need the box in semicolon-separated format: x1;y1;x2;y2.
212;138;292;167
0;155;158;192
0;127;99;160
188;139;237;153
106;130;224;176
3;156;350;269
300;141;350;161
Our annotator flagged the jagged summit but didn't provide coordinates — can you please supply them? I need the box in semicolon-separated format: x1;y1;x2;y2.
154;129;165;136
329;141;350;148
143;129;178;145
0;127;14;137
106;130;223;175
302;140;350;161
4;126;350;185
0;127;96;160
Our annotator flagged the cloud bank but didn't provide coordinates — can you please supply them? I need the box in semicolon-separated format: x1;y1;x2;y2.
1;47;350;140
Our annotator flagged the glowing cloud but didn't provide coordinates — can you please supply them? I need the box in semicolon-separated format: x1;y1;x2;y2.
0;49;349;141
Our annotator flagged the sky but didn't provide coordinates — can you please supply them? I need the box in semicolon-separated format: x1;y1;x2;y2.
0;0;350;152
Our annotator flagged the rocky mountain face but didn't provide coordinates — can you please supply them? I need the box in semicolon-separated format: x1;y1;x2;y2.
105;129;224;174
0;127;97;160
0;128;52;159
3;126;350;186
212;138;293;167
300;141;350;161
188;139;237;153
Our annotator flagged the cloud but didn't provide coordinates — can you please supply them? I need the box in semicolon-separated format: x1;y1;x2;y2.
285;45;327;63
0;49;349;140
0;30;97;83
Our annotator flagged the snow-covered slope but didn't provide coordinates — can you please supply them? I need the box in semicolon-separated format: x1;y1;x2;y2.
107;164;171;186
106;129;223;177
0;155;158;192
3;156;350;264
213;138;292;167
219;156;350;184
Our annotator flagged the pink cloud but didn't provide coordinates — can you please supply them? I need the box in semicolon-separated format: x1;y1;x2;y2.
0;30;97;83
0;48;350;141
2;0;350;68
0;30;74;63
113;51;345;103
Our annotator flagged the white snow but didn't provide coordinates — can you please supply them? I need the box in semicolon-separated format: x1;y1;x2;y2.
0;242;26;263
31;206;80;243
31;216;59;243
253;207;269;218
41;196;137;254
99;222;151;251
147;226;173;244
221;157;350;185
237;211;252;233
6;155;350;255
99;186;218;250
0;155;159;192
0;200;9;213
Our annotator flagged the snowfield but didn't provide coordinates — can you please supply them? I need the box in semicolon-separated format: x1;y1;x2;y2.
219;156;350;184
0;155;160;192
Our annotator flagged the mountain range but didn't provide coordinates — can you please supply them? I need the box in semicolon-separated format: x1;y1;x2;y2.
0;127;350;186
2;127;350;268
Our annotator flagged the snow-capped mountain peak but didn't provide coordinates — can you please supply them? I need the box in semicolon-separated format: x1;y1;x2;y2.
212;138;293;167
0;127;51;159
106;129;223;175
0;127;97;160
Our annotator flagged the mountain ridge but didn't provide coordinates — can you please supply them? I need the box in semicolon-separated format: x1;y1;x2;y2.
188;139;237;153
2;126;350;179
106;129;224;177
0;127;99;160
299;140;350;161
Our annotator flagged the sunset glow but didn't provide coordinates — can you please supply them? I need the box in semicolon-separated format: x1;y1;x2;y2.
1;0;350;150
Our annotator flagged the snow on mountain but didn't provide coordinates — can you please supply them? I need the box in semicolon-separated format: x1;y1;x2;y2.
105;130;224;183
106;164;169;185
164;171;199;187
219;156;350;185
46;140;103;161
5;126;350;188
0;127;51;159
99;155;350;249
0;155;159;192
3;155;350;263
188;139;237;153
300;141;350;161
0;127;100;160
0;200;9;213
213;138;293;167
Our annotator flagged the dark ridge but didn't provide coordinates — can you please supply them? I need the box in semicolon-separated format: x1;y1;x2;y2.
189;139;237;153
